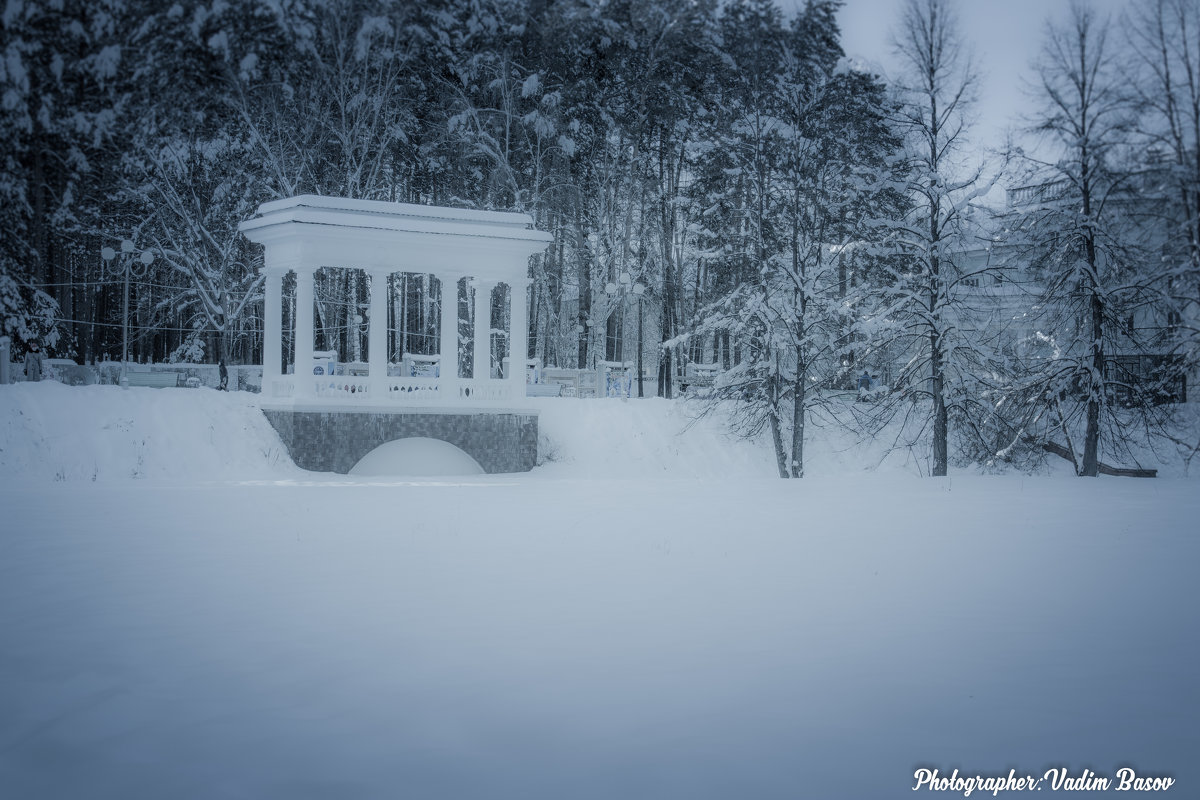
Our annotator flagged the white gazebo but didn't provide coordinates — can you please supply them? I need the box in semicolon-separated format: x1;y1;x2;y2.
240;195;552;409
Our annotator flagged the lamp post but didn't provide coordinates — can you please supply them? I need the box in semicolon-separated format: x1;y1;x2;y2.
101;239;155;384
604;272;647;397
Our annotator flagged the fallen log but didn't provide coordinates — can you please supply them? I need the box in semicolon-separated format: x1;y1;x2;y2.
1093;461;1158;478
1037;438;1157;478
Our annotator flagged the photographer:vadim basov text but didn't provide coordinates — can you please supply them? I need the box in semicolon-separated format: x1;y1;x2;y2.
913;767;1175;795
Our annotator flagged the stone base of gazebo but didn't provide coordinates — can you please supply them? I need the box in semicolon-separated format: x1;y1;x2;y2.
263;406;538;474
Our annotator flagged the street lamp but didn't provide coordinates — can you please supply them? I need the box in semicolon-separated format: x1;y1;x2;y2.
604;272;648;397
101;239;155;384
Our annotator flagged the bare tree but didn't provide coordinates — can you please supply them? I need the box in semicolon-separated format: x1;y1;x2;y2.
882;0;999;476
1127;0;1200;417
686;1;904;479
138;134;264;367
1009;2;1171;477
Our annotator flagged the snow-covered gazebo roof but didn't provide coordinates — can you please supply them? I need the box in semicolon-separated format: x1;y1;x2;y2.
239;194;552;278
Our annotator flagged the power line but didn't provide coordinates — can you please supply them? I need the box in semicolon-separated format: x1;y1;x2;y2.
47;317;266;334
47;316;436;336
32;279;234;292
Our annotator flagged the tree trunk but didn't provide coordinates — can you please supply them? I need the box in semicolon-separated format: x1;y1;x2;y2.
1082;289;1104;476
348;270;361;363
791;345;806;479
577;223;591;369
931;327;948;476
768;367;789;479
657;290;674;398
1081;148;1102;477
929;161;948;476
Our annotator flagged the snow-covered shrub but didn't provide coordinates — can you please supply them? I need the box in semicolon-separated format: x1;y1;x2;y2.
0;271;60;352
168;336;206;364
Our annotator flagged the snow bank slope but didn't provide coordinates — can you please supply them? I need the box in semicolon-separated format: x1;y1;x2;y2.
4;383;1194;481
532;397;778;479
0;382;299;483
0;384;776;482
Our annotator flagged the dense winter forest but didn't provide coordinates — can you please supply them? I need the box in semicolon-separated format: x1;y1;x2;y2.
3;0;1199;476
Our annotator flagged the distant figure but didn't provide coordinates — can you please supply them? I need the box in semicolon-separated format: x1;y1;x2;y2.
24;342;44;382
857;371;871;392
218;359;229;391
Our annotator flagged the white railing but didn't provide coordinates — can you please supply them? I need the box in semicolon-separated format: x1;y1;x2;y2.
314;376;374;398
267;377;296;398
456;381;513;403
383;377;441;403
270;375;518;406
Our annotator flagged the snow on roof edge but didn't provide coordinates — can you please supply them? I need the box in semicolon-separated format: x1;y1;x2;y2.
253;194;536;228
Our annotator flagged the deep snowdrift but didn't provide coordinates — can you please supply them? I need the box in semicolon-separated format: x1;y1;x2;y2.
0;382;301;482
0;382;784;482
1;382;1196;798
531;396;780;479
2;476;1197;799
3;382;1195;481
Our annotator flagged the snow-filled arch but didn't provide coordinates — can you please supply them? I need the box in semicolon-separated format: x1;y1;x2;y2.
349;437;485;477
261;408;538;474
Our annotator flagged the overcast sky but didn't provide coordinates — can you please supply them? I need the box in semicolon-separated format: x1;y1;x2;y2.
784;0;1132;158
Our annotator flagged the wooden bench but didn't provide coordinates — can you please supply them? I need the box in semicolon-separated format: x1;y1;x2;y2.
541;369;581;397
678;363;719;392
576;371;599;398
124;372;181;388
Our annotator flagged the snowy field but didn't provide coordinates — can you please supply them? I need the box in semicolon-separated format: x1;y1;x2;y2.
1;383;1197;798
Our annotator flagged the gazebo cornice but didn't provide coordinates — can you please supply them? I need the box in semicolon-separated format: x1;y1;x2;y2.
241;195;550;282
240;194;552;246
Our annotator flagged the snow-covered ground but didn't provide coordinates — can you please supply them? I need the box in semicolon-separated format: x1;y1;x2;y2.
1;383;1197;798
0;382;781;483
0;382;300;483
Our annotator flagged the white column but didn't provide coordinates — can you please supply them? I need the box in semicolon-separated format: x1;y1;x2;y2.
368;270;389;383
439;273;462;380
509;278;529;393
263;271;282;386
294;268;314;395
473;280;494;380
